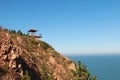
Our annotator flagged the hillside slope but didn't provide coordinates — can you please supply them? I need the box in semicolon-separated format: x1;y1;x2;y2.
0;27;96;80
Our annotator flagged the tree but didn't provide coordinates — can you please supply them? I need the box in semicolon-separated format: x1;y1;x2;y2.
72;61;92;80
17;30;22;35
9;29;16;34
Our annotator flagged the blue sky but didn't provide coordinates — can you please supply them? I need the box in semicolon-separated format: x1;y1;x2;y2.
0;0;120;55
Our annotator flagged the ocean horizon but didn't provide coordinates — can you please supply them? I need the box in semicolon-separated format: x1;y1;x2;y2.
66;54;120;80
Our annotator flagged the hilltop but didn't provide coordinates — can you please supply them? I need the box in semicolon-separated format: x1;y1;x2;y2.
0;27;96;80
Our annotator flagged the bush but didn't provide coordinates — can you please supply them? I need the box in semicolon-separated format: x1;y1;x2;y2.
9;30;16;34
90;76;96;80
22;70;31;80
3;64;9;70
17;30;23;35
72;61;95;80
41;64;53;80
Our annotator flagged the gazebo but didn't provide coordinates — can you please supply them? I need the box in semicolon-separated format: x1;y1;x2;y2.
28;29;42;38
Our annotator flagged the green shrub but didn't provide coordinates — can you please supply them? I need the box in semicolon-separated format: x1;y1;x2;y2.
22;70;31;80
3;64;9;70
17;30;23;35
30;53;36;62
41;64;48;80
90;76;96;80
41;64;53;80
72;61;94;80
9;29;16;34
30;39;38;46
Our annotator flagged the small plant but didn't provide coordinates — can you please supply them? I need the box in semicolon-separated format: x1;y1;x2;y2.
41;64;48;80
3;63;9;70
41;64;53;80
30;53;36;62
30;39;38;46
90;76;96;80
22;70;31;80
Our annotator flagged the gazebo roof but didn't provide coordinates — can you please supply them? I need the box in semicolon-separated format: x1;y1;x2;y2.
28;29;37;32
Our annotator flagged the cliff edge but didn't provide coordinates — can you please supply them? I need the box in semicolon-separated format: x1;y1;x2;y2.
0;27;95;80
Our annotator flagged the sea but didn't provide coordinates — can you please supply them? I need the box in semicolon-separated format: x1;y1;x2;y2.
66;54;120;80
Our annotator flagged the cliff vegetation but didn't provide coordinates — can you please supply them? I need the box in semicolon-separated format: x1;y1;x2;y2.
0;27;96;80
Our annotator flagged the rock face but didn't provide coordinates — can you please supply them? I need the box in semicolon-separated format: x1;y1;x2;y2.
0;30;41;80
1;35;20;69
0;33;21;80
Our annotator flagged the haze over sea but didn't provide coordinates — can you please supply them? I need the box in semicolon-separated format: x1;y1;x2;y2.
66;54;120;80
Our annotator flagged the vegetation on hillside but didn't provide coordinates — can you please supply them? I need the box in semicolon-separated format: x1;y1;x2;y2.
22;70;31;80
72;61;96;80
0;27;96;80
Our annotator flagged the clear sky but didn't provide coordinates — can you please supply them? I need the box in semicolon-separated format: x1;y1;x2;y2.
0;0;120;55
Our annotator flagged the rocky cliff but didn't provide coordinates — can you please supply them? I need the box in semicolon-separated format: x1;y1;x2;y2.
0;27;95;80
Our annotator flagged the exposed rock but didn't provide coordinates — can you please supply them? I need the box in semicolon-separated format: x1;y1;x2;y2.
68;62;76;70
49;56;56;64
3;55;8;61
